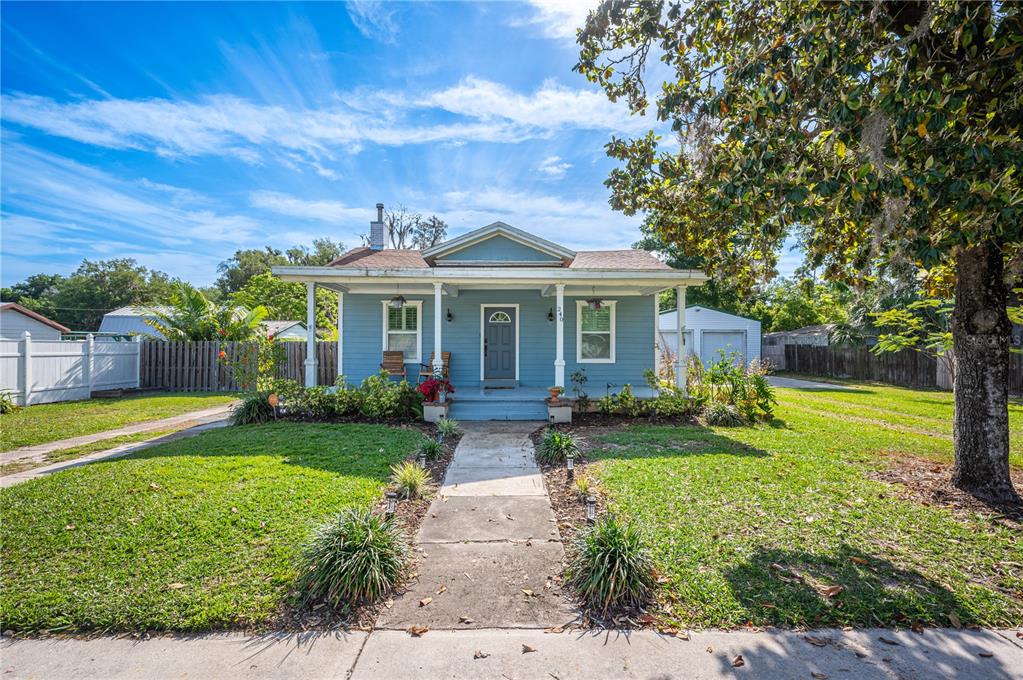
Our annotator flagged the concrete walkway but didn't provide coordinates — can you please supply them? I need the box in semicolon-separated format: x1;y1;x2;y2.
3;627;1021;679
0;405;234;488
376;421;575;630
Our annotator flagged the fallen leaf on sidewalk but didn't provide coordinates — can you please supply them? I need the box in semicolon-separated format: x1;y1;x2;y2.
384;599;394;609
464;572;473;581
731;655;745;667
459;616;474;624
419;597;433;607
948;612;962;629
506;514;515;520
544;625;564;634
803;635;828;647
878;637;900;646
910;621;924;634
436;585;447;594
473;650;490;660
675;631;691;641
811;672;829;679
407;625;428;637
522;589;535;597
521;644;537;654
978;651;994;658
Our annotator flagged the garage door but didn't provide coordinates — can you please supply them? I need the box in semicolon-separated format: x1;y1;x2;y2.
701;331;746;366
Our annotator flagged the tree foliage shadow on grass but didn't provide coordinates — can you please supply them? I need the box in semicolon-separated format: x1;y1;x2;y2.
723;544;979;630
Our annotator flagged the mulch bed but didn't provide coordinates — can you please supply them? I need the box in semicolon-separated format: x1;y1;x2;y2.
275;427;461;633
869;453;1023;528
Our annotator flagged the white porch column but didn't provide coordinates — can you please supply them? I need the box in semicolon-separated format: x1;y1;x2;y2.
675;285;687;394
554;283;565;387
432;283;443;374
336;291;344;381
304;282;317;387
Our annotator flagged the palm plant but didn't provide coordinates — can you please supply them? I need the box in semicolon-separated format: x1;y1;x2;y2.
146;282;267;341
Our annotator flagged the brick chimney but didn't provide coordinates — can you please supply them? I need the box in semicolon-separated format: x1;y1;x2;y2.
369;203;388;250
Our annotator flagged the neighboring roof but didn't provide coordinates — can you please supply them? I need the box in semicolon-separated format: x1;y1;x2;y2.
422;222;576;261
570;250;672;270
328;247;429;269
103;305;171;317
763;325;830;336
0;302;71;333
659;305;760;323
262;320;306;334
660;305;761;329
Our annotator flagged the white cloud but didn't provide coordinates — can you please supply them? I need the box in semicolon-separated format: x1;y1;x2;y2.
537;155;572;179
0;77;645;172
346;1;399;44
250;191;370;224
512;0;595;40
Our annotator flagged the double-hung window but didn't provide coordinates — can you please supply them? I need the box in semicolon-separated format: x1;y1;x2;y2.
576;301;616;363
382;300;422;363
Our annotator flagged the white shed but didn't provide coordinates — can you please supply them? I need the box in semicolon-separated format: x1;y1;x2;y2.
659;305;762;366
0;302;70;341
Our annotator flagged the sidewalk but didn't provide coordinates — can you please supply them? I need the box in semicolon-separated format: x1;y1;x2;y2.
0;404;235;487
3;628;1020;679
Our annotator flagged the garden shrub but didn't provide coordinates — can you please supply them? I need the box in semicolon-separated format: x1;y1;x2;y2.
299;506;408;610
537;427;579;465
566;515;655;616
597;384;644;417
391;461;430;499
232;392;276;425
417;438;443;461
573;475;593;500
701;402;745;427
0;391;19;414
357;371;423;421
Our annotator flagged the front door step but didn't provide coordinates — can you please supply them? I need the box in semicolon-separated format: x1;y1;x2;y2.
481;379;518;389
375;542;574;630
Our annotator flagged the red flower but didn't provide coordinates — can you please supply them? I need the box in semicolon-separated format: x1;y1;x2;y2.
218;350;227;360
218;328;227;337
267;334;275;341
417;378;454;403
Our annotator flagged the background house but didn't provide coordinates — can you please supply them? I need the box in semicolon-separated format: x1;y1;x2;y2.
658;306;761;367
0;302;70;341
99;307;306;340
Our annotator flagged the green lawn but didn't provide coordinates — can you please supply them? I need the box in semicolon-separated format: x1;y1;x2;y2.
588;382;1023;629
0;422;425;632
0;392;238;450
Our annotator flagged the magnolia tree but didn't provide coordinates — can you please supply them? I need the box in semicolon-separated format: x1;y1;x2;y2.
577;0;1022;502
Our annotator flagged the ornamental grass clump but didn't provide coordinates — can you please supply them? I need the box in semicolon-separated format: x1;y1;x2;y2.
232;392;276;425
566;515;656;617
299;506;408;610
537;427;579;465
436;417;461;438
391;461;430;499
417;438;443;462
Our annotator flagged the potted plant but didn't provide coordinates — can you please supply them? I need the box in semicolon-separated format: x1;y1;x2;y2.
418;377;455;422
548;385;565;402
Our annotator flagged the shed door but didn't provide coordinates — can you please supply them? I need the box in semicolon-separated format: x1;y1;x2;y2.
483;307;516;380
701;331;745;366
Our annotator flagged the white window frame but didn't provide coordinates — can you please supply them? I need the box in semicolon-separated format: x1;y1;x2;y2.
381;300;423;364
576;300;616;364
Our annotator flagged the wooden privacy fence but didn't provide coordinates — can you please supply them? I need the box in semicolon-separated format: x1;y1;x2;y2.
139;341;338;391
785;345;938;389
784;344;1023;394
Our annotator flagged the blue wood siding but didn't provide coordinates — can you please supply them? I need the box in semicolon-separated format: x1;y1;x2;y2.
339;291;656;390
437;235;562;263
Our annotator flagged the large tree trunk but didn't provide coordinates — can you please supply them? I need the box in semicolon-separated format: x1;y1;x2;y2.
951;242;1019;504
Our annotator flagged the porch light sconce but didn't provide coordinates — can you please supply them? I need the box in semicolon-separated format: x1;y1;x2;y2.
386;491;397;517
446;308;454;323
586;496;596;524
547;307;554;323
388;295;406;310
566;452;575;480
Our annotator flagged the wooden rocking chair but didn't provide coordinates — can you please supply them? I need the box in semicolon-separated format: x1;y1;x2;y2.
418;352;451;383
380;351;407;380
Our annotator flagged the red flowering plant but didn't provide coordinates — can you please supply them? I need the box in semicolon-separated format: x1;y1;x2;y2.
417;377;454;403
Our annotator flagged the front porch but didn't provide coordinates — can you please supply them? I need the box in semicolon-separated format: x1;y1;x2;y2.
446;384;661;421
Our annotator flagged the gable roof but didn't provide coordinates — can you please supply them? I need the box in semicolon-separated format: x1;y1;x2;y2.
328;247;429;269
569;250;672;270
262;320;306;334
422;222;576;261
0;302;71;333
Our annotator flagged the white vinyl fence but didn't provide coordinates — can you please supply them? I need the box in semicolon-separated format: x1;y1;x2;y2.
0;333;140;406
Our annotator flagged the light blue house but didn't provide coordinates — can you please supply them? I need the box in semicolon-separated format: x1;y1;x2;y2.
274;204;705;419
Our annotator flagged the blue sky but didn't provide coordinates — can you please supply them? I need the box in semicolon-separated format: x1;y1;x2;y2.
1;1;803;287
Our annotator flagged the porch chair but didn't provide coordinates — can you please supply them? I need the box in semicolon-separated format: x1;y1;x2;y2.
380;351;407;380
418;352;451;383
